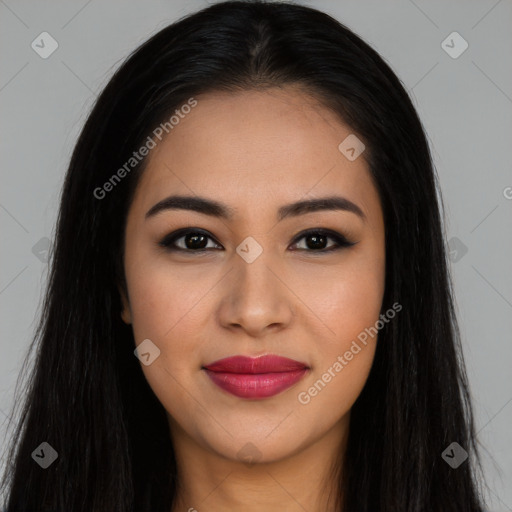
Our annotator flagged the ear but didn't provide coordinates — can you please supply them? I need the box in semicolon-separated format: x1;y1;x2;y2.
118;285;132;324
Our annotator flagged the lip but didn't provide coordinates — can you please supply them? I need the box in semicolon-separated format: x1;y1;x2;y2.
203;355;309;399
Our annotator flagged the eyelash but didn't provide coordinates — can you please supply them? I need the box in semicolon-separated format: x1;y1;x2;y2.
158;228;356;254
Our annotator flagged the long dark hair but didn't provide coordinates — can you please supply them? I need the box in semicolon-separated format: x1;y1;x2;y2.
1;1;486;510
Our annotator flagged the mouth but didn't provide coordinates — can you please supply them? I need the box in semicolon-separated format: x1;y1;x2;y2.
202;354;309;399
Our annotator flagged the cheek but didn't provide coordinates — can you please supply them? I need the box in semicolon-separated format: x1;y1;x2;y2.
123;257;196;381
294;250;385;414
298;249;385;345
331;265;385;338
125;263;205;418
125;252;212;342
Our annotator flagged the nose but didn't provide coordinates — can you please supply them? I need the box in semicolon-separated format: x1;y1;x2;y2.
217;251;295;338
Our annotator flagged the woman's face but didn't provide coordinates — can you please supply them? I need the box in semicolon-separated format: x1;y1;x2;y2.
120;87;385;464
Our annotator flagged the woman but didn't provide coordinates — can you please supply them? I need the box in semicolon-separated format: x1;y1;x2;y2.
1;1;486;510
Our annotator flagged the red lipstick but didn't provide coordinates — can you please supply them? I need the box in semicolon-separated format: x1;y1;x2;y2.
203;355;309;399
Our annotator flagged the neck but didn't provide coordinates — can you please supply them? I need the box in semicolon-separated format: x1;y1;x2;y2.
169;417;348;512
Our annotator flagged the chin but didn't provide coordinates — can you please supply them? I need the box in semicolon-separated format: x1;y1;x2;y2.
199;427;310;466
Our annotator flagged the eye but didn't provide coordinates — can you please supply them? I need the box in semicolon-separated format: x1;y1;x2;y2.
159;227;356;254
158;228;222;252
289;229;356;253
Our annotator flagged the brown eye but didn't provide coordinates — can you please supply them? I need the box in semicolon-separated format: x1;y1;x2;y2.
290;229;356;252
159;229;222;252
302;233;329;250
181;232;208;250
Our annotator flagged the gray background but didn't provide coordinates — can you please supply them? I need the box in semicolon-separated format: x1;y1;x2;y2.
1;0;511;509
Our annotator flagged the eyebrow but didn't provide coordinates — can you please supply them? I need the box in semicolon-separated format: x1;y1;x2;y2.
145;195;366;222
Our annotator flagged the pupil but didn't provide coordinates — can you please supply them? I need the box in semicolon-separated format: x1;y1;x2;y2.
307;234;326;249
186;233;207;249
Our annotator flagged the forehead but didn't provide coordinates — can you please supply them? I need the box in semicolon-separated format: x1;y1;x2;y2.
130;87;381;223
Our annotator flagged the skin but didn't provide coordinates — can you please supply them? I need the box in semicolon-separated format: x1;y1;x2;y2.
120;86;386;512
